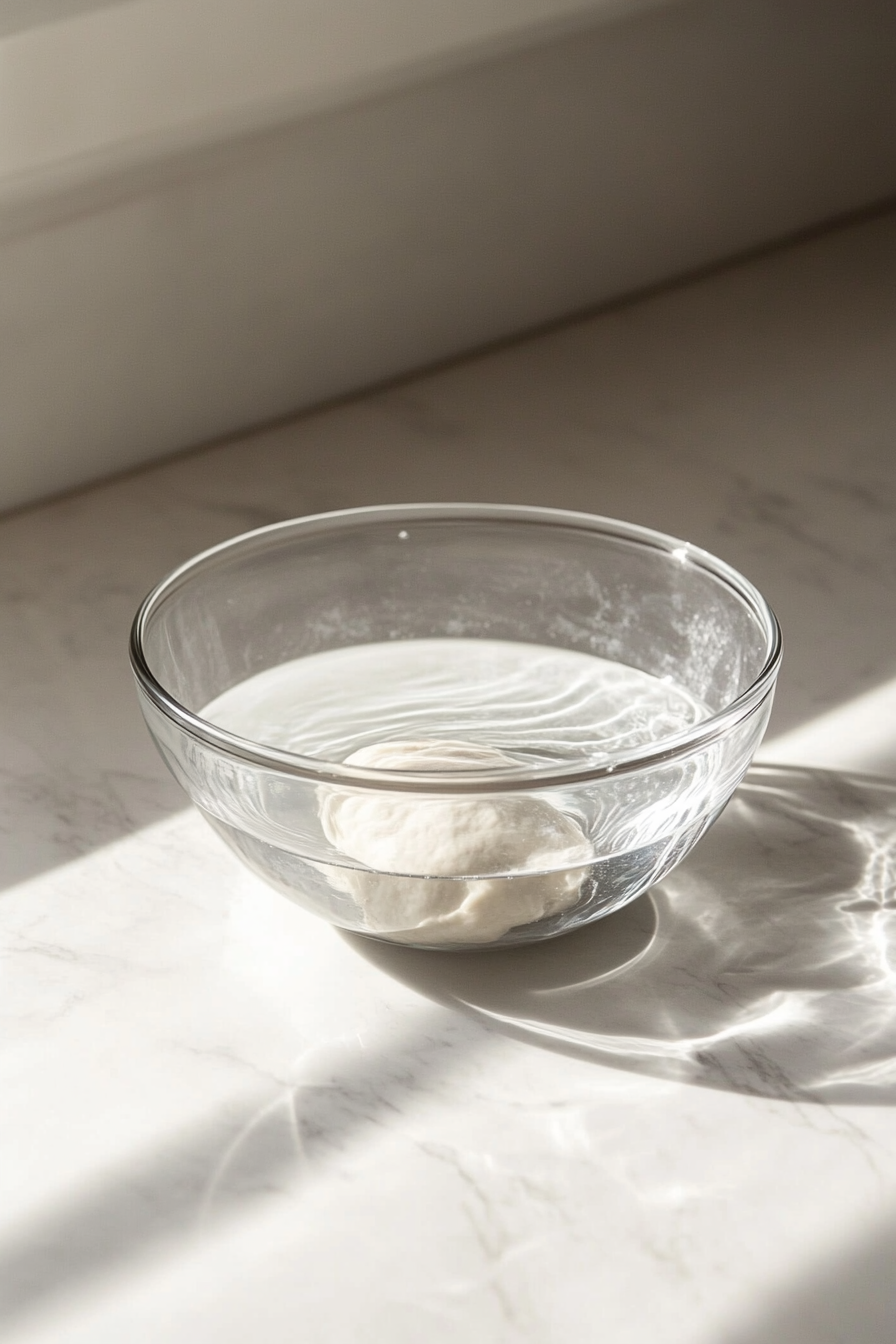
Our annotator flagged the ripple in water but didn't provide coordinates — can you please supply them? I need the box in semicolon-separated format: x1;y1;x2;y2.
202;638;710;768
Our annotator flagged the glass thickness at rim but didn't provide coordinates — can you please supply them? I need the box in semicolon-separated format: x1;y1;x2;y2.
129;503;783;793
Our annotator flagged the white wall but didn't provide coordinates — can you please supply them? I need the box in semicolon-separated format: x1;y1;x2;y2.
1;0;895;513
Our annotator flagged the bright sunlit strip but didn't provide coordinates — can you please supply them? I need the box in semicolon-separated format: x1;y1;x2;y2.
758;675;896;778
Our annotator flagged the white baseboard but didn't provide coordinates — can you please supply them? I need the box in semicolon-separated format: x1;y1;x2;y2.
2;0;894;513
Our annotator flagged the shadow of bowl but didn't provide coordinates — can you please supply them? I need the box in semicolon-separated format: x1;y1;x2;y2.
349;765;896;1104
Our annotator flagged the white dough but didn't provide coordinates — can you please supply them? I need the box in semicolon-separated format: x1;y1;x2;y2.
318;740;592;944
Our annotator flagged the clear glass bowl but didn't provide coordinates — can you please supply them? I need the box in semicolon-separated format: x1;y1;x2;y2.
130;504;782;950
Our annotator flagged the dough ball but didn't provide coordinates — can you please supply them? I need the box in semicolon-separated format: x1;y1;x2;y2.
318;740;592;944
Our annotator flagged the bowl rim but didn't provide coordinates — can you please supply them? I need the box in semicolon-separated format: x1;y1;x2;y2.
129;502;782;793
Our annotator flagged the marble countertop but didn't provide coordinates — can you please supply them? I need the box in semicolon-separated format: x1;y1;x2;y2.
2;206;896;1343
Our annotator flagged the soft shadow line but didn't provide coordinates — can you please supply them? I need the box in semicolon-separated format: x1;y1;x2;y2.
0;1005;477;1331
724;1208;896;1344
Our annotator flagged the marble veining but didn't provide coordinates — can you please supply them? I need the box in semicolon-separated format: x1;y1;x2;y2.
1;209;896;1341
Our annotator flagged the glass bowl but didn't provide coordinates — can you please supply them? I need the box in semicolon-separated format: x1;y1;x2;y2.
130;503;781;950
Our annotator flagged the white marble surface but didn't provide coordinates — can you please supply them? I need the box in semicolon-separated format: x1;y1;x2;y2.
2;209;896;1342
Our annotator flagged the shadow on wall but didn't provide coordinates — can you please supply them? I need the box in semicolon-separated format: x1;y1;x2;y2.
352;763;896;1104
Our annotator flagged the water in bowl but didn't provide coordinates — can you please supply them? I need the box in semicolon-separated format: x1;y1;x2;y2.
202;638;708;768
199;640;715;947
